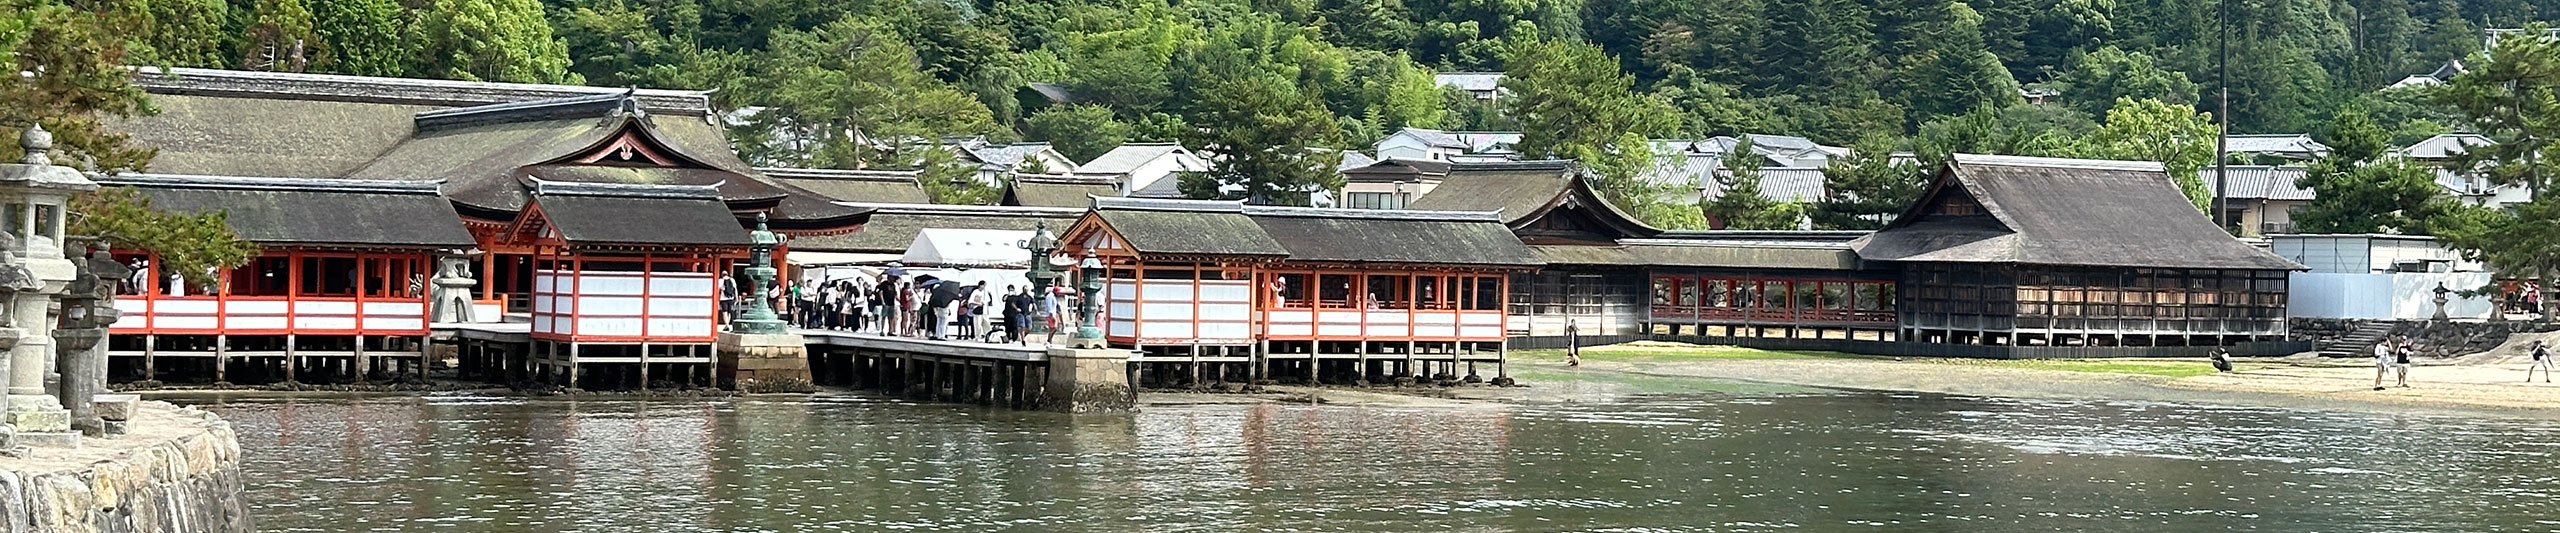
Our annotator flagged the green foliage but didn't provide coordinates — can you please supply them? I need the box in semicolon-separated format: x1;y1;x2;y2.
2293;107;2459;235
1180;72;1344;205
1889;2;2021;121
741;18;997;169
310;0;408;77
239;0;318;71
1701;137;1803;230
1501;36;1674;159
1580;133;1705;229
408;0;577;83
2436;27;2560;196
70;187;257;290
2055;46;2196;120
2074;97;2217;211
912;150;1002;205
1022;105;1131;164
1912;103;2090;165
0;1;157;173
1813;137;1927;230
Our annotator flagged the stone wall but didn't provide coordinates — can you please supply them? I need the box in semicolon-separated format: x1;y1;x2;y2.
0;402;248;533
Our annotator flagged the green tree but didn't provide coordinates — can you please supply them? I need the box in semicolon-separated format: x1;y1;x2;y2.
1813;137;1927;230
311;0;409;77
1501;36;1676;159
0;1;157;172
238;0;318;72
2073;97;2217;211
70;188;257;290
2435;26;2560;321
913;149;1002;205
557;0;692;87
744;18;997;169
1701;137;1804;229
407;0;577;83
102;0;234;68
1912;103;2091;164
1179;73;1344;205
2054;46;2196;120
1581;132;1706;229
1891;2;2022;121
1022;105;1131;164
2293;107;2457;234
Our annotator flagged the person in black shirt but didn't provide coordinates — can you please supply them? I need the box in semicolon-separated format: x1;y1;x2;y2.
1002;285;1032;344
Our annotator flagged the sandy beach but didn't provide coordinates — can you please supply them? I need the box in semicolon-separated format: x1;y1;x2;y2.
1249;337;2560;418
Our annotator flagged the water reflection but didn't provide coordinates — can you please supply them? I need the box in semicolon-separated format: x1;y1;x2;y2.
189;390;2560;532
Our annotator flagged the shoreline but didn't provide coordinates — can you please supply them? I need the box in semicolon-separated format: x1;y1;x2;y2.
133;345;2560;420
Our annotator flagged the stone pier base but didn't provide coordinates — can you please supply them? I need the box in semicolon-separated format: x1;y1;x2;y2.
0;401;247;533
717;332;814;392
1038;348;1133;413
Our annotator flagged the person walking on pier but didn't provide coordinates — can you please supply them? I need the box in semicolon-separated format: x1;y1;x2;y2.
2528;340;2552;383
1003;285;1031;344
718;274;740;325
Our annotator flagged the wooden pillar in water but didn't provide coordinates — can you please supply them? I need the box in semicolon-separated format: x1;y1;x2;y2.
353;335;370;383
214;335;229;383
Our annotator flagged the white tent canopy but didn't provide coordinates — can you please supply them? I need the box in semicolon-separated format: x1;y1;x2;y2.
901;228;1035;268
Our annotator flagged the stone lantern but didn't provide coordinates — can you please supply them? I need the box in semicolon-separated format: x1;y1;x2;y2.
0;125;96;440
1021;222;1060;339
55;242;126;437
1073;253;1104;348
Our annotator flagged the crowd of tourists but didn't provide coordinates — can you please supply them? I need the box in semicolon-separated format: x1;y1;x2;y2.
724;267;1070;345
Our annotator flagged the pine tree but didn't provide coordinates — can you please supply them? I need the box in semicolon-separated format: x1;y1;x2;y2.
311;0;408;77
407;0;577;83
1701;137;1804;229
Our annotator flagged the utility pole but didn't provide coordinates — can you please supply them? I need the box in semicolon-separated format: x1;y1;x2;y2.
2215;0;2232;231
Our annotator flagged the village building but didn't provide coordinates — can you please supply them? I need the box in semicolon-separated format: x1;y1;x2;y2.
2222;134;2332;162
1433;72;1505;102
1337;158;1451;209
1071;143;1209;198
947;139;1079;185
2199;165;2315;236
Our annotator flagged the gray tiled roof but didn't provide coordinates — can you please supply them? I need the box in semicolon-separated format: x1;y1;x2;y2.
1078;143;1190;174
1433;72;1504;92
2198;166;2315;201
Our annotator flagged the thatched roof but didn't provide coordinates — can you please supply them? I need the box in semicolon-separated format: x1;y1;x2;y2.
103;174;475;248
1408;160;1662;244
1090;198;1288;257
1003;175;1118;208
1852;154;2304;270
528;183;748;247
1247;207;1539;266
760;168;930;204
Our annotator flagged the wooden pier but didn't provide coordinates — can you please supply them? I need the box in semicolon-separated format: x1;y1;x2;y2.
801;330;1134;410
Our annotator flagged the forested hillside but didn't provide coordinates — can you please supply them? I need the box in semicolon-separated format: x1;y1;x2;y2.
44;0;2545;140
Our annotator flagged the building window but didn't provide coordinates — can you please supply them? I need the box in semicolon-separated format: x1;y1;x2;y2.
1345;192;1406;210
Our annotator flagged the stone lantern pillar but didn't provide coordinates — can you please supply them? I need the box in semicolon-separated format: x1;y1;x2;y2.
0;125;97;440
1020;222;1060;340
715;214;811;391
55;241;126;437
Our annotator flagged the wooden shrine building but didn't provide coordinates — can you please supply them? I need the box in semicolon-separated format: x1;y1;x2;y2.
102;68;871;386
98;174;477;384
1850;154;2304;349
1060;197;1539;385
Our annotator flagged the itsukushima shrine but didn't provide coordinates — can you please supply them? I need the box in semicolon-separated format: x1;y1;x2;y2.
90;67;2311;402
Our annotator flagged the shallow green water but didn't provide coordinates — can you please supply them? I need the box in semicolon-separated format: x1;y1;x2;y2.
183;387;2560;532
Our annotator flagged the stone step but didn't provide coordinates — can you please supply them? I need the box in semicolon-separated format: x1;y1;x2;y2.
93;394;139;422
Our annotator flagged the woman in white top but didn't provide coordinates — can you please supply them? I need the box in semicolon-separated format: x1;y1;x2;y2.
2373;341;2395;391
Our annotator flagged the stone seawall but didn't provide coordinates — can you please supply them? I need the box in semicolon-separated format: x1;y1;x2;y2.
0;402;248;533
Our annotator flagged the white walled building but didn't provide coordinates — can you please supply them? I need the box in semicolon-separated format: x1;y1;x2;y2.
2274;234;2494;320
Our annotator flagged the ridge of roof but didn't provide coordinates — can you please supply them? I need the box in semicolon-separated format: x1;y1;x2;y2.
1014;173;1115;185
97;173;445;195
529;178;723;199
1092;196;1244;213
755;167;921;182
135;67;711;115
1952;153;2166;172
1447;159;1578;171
413;90;638;132
1242;205;1503;222
840;202;1086;217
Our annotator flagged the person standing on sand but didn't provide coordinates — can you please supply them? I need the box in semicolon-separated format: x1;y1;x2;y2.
2374;340;2394;391
2394;335;2415;388
2529;340;2553;383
